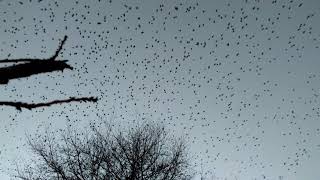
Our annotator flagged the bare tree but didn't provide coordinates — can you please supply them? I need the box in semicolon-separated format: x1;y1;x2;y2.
13;122;192;180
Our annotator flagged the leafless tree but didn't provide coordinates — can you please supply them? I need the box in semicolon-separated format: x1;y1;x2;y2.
13;122;192;180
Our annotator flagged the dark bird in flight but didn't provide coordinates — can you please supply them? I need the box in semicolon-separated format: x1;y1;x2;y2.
0;36;72;84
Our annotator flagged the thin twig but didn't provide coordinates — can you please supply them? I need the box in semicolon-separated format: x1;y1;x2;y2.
50;35;68;60
0;35;68;64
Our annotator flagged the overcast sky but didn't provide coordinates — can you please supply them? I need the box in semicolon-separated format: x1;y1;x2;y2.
0;0;320;179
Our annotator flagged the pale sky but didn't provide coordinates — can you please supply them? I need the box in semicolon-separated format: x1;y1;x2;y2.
0;0;320;179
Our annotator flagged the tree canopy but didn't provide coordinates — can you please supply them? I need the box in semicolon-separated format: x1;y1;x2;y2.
14;122;192;180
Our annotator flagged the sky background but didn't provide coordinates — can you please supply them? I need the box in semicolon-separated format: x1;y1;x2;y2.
0;0;320;179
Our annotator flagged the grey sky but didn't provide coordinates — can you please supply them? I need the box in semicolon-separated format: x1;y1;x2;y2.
0;0;320;179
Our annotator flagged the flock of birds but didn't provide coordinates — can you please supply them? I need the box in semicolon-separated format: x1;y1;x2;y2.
0;0;319;179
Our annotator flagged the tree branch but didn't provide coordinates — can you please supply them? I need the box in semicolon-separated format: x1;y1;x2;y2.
0;35;68;64
0;36;71;84
0;96;98;111
50;35;68;60
0;59;35;64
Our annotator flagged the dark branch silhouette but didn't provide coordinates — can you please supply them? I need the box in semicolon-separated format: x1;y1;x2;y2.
0;97;98;111
0;36;72;84
50;35;68;60
0;36;98;109
0;58;35;63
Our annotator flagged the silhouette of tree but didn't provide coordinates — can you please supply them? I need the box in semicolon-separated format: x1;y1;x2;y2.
13;122;192;180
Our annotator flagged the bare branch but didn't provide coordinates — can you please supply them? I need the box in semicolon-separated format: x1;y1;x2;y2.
0;96;98;111
0;59;35;64
50;36;68;60
0;36;71;84
0;59;73;84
